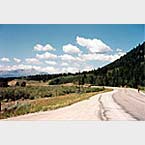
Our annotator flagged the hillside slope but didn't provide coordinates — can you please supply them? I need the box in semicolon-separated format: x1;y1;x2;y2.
90;42;145;87
49;42;145;87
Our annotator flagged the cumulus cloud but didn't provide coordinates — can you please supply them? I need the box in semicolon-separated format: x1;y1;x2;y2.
34;44;56;51
60;63;94;73
81;65;94;72
0;64;58;74
80;52;126;62
117;51;126;56
63;44;81;54
82;49;126;63
61;67;79;73
116;48;123;52
59;54;76;61
0;64;40;71
59;52;123;64
76;36;112;53
45;60;57;65
36;52;57;59
0;35;127;74
13;57;21;63
0;57;10;62
41;66;58;73
61;62;69;66
25;58;41;64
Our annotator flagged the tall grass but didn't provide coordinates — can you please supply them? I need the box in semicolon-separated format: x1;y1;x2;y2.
0;86;111;119
0;85;104;102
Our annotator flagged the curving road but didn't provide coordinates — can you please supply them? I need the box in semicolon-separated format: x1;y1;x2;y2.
4;88;145;121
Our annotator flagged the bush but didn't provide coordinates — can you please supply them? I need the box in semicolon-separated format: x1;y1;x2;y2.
43;93;53;98
21;82;26;87
0;86;104;102
0;87;30;101
15;82;20;86
84;87;104;93
29;96;35;100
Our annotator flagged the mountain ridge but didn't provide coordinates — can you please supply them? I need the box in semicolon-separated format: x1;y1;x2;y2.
49;42;145;87
0;69;40;78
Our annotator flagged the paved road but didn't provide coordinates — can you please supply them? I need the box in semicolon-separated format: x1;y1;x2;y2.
4;88;145;121
113;88;145;120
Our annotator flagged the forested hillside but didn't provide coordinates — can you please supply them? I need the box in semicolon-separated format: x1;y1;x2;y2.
49;42;145;88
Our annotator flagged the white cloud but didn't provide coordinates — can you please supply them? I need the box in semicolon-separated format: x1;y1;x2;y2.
59;54;76;61
116;48;123;52
45;60;57;65
76;36;112;53
0;36;127;75
61;62;69;66
63;44;81;54
80;53;97;61
80;51;126;62
117;51;126;56
0;64;40;71
81;53;109;61
13;57;21;63
81;65;94;72
0;64;58;74
36;52;57;59
61;67;79;73
25;58;41;64
60;63;94;74
41;66;58;73
34;44;56;51
0;57;10;62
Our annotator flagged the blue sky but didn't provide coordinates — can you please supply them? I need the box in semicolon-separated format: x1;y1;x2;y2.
0;24;144;73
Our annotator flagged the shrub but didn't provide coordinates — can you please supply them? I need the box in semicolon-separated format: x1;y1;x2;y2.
0;86;105;103
15;82;20;86
29;96;35;100
21;82;26;87
43;93;53;98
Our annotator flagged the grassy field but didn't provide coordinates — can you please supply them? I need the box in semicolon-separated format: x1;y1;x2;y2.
0;85;112;119
0;85;104;101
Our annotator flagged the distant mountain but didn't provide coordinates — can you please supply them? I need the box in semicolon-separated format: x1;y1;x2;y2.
0;68;40;78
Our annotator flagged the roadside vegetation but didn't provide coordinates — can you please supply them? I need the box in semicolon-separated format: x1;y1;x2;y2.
0;85;112;119
140;87;145;93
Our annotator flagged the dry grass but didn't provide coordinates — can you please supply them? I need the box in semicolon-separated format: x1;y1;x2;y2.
0;88;112;119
